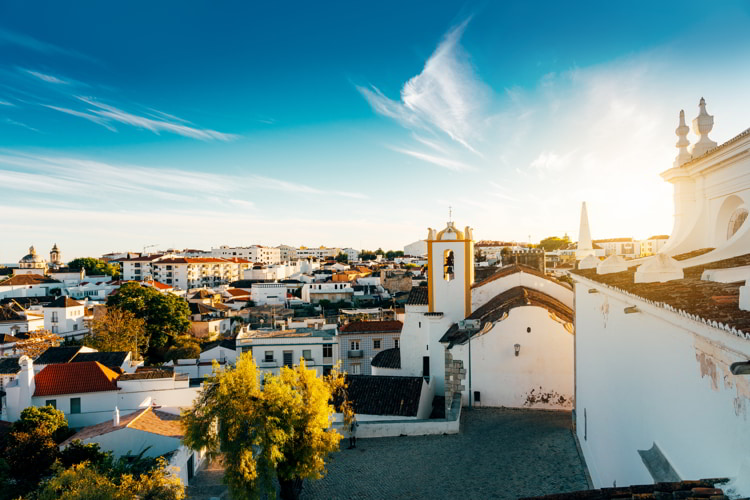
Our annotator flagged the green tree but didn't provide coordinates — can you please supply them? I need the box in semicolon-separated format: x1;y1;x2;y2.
86;308;147;359
385;250;404;259
334;252;348;263
359;250;377;261
68;257;120;279
182;354;341;500
107;282;191;350
15;405;70;440
538;236;571;252
165;338;201;363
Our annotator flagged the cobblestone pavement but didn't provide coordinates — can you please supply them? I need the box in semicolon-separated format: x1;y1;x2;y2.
188;408;589;500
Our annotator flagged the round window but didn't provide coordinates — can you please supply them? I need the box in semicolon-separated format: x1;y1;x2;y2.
727;208;748;239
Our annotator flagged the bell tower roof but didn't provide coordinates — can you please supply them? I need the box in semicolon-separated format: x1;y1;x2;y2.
436;221;465;241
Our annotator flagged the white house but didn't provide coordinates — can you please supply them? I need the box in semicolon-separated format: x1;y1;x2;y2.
4;358;199;428
338;321;402;376
44;296;86;337
60;406;207;486
211;245;280;264
403;240;428;257
235;327;338;377
0;274;63;299
343;248;360;261
570;99;750;495
301;282;354;304
251;283;288;306
0;304;44;336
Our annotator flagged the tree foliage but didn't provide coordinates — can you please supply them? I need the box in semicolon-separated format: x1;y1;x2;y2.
165;338;201;363
384;250;404;259
68;257;120;279
538;235;571;252
334;253;348;263
359;250;377;261
15;405;70;439
182;354;343;500
106;282;191;350
86;308;147;359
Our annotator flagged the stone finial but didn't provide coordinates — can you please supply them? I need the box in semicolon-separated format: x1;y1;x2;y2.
634;253;683;283
673;109;691;167
576;202;595;261
690;97;717;157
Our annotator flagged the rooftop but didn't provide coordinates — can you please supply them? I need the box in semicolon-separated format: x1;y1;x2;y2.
0;357;20;375
340;320;403;334
35;346;85;365
571;252;750;339
34;361;120;397
340;375;423;417
60;407;182;447
519;478;730;500
71;351;129;370
472;263;572;291
406;286;428;305
47;296;83;308
0;275;61;287
370;347;400;369
441;286;574;348
119;369;174;380
237;327;335;340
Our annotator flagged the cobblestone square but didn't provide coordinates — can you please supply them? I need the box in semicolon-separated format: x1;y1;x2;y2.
188;408;590;500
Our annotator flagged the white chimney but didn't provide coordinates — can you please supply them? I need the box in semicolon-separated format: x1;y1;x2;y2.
18;356;35;411
113;406;120;426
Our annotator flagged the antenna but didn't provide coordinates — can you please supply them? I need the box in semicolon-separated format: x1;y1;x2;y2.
143;244;159;255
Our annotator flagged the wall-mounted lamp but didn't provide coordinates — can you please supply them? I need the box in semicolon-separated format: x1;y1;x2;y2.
588;288;599;294
514;344;521;357
624;306;640;314
731;361;750;375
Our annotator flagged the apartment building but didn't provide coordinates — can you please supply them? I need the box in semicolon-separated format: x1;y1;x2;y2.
211;245;281;264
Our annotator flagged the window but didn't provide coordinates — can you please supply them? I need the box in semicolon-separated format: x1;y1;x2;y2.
73;324;78;331
51;326;58;334
303;349;312;360
323;344;332;358
350;340;360;350
351;363;361;375
70;397;81;414
283;351;293;367
394;338;400;348
51;312;58;322
45;399;56;409
264;351;274;362
373;339;381;350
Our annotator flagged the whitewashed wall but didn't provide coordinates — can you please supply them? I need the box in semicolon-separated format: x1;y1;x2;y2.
575;278;750;495
449;306;574;409
472;271;573;311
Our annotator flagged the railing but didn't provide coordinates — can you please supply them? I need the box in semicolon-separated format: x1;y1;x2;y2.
259;359;278;367
348;350;363;358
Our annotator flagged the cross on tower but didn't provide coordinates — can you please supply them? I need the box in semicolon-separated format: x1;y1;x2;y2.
448;206;453;222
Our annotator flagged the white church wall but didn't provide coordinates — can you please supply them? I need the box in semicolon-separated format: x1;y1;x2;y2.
575;278;750;492
471;271;573;311
449;306;574;409
429;240;470;322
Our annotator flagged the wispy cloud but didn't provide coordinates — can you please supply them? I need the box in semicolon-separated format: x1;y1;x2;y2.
24;69;70;85
73;97;237;141
0;28;98;64
3;118;39;133
358;18;489;156
42;104;118;132
0;100;14;107
388;146;476;172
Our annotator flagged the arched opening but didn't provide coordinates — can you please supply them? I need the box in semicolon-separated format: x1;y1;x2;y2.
443;250;454;281
727;208;748;239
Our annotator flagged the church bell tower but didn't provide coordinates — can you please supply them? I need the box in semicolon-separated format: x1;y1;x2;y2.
426;220;475;322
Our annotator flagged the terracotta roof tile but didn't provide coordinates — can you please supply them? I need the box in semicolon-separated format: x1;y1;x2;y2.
441;286;573;347
472;264;571;290
340;320;403;334
519;478;730;500
0;275;61;287
571;252;750;337
60;407;183;447
33;361;119;397
338;375;423;417
47;296;83;308
371;348;400;369
406;286;428;305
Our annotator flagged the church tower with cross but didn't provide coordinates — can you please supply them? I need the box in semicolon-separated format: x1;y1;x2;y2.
426;210;475;322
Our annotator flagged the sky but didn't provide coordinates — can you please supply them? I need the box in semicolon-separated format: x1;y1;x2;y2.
2;1;750;262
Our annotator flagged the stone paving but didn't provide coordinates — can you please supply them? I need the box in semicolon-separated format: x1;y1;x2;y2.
187;408;590;500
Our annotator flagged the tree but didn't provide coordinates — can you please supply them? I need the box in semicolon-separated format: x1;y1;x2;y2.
107;282;191;350
359;250;377;261
15;405;70;439
334;252;348;263
68;257;120;279
14;330;60;359
182;354;342;500
385;250;404;260
86;308;147;359
538;235;571;252
35;458;185;500
165;338;201;363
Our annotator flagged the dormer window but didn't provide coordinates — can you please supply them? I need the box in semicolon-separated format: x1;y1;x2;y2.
444;250;454;281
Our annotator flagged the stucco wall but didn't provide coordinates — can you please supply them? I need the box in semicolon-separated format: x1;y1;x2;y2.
575;277;750;494
472;271;573;311
449;306;574;409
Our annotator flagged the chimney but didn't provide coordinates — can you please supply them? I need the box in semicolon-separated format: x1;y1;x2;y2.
18;356;35;412
113;406;120;426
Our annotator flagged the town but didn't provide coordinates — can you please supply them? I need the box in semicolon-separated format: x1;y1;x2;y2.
2;3;750;499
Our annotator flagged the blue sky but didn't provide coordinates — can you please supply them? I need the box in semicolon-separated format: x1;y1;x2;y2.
2;1;750;262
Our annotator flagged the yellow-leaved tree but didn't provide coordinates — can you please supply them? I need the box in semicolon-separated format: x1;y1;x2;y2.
181;353;344;500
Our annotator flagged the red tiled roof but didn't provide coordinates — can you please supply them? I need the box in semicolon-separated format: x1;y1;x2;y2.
143;279;172;290
0;275;61;287
340;320;403;334
156;257;230;264
33;361;119;397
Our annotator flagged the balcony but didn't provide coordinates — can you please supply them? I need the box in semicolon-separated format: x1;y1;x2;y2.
348;350;363;358
259;359;278;368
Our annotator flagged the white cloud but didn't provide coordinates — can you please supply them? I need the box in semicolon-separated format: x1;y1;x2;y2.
388;146;476;172
42;104;118;132
358;18;490;156
24;69;69;85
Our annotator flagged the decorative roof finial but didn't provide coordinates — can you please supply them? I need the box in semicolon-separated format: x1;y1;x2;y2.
448;205;453;223
674;109;691;167
690;97;717;157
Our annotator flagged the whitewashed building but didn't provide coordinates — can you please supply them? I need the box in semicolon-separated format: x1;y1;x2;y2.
301;282;354;303
403;239;428;257
571;99;750;495
211;245;281;264
44;296;86;337
235;327;338;377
